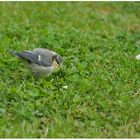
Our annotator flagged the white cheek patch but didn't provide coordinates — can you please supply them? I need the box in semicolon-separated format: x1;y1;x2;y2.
38;54;41;61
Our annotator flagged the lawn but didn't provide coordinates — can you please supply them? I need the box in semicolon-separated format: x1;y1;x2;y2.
0;2;140;138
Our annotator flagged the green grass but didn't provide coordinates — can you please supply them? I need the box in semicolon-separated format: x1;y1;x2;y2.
0;2;140;138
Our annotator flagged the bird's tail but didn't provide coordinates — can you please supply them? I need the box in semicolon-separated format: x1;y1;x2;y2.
7;50;19;57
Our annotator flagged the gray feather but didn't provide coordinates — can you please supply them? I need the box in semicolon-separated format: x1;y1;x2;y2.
7;49;52;67
33;48;57;66
7;50;19;57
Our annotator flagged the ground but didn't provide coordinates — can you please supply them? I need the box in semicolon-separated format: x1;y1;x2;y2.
0;2;140;138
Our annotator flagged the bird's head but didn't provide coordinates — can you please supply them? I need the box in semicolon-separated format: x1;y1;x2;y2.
52;54;63;70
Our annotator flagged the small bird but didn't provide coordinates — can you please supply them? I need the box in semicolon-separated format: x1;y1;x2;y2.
8;48;63;78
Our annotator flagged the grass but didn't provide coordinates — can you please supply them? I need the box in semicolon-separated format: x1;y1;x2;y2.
0;2;140;138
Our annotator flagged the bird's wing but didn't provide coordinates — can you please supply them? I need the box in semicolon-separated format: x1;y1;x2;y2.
8;50;52;67
33;48;56;66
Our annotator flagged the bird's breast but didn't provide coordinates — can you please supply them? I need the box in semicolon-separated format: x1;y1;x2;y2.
29;63;53;77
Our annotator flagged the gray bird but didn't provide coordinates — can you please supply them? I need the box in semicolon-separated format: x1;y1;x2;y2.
8;48;63;77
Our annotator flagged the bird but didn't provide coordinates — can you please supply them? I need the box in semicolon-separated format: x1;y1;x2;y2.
7;48;63;78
